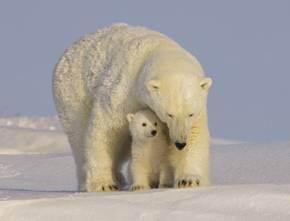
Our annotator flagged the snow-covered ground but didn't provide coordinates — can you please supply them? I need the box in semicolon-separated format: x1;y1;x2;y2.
0;116;289;220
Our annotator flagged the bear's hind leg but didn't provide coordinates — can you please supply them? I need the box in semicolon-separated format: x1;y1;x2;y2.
83;105;129;192
67;129;88;191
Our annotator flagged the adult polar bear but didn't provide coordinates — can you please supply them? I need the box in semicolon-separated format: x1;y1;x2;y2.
53;23;212;191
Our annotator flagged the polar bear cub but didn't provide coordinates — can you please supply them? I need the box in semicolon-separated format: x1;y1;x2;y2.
127;109;173;191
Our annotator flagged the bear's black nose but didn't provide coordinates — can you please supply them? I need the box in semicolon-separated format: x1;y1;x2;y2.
151;130;157;136
175;142;186;150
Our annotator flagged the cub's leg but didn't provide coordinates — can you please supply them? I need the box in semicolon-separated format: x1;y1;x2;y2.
159;164;174;188
130;157;151;191
150;173;159;189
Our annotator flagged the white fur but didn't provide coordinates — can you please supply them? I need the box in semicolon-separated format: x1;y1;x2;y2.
127;109;173;191
169;110;211;187
53;23;212;191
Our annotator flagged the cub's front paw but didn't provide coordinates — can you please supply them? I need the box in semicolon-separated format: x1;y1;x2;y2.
130;184;150;191
175;175;201;188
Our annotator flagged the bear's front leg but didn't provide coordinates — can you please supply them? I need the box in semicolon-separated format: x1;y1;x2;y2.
82;105;126;192
172;142;210;188
172;113;210;188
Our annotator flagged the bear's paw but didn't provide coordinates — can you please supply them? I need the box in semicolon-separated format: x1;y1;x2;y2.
130;184;151;191
175;175;201;188
85;182;119;192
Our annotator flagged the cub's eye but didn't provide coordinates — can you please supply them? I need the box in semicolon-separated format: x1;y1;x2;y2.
189;113;194;117
154;122;157;126
142;123;146;127
167;114;173;118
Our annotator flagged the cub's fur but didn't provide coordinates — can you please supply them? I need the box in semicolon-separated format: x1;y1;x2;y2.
127;109;173;190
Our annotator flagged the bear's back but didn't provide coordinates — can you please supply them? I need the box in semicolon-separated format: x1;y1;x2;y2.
82;23;177;94
53;23;185;117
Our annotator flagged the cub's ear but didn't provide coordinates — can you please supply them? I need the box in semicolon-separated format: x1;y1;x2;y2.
146;79;160;91
126;113;135;122
200;77;212;90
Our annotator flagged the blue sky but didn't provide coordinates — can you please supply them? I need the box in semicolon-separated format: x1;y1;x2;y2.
0;0;289;142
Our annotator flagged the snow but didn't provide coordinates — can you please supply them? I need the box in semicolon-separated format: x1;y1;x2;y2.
0;116;289;220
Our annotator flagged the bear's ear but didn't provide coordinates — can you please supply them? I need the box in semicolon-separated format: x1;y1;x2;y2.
126;113;135;122
147;79;160;91
200;77;212;91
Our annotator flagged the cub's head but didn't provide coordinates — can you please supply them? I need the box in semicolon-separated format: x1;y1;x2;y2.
127;109;165;142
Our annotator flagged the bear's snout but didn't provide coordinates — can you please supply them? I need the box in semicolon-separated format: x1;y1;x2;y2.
151;130;157;136
175;142;186;150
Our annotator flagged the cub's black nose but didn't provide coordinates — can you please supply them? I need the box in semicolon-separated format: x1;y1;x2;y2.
151;130;157;136
175;142;186;150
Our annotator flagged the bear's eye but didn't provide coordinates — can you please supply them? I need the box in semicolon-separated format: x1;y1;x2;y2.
189;113;194;117
142;123;146;127
154;122;157;126
167;114;173;118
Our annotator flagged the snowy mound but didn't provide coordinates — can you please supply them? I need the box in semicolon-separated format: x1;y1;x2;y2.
0;116;68;154
0;116;289;220
0;116;62;131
